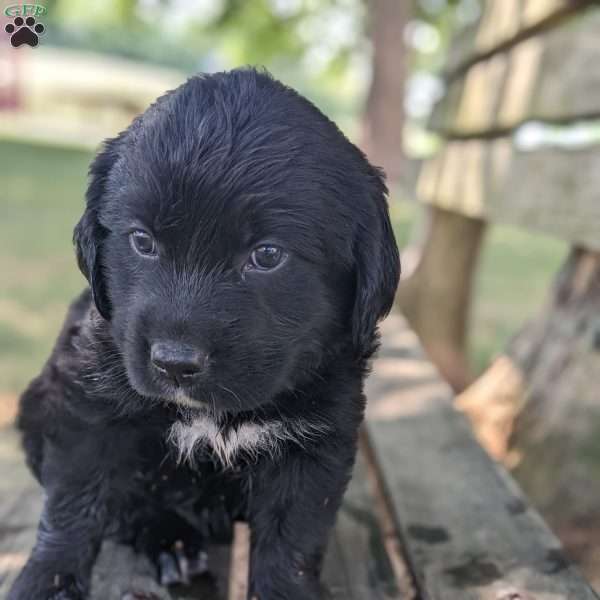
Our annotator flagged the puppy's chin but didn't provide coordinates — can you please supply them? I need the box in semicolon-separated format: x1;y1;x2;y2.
167;389;210;410
139;381;210;411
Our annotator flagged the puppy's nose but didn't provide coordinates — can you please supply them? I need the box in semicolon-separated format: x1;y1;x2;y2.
150;342;207;384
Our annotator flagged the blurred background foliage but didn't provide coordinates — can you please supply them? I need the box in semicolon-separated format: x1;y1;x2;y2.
38;0;479;139
0;0;565;395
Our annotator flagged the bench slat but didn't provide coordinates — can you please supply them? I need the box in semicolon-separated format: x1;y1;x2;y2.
442;0;591;82
323;449;402;599
365;315;599;599
417;139;600;251
431;10;600;137
0;427;41;598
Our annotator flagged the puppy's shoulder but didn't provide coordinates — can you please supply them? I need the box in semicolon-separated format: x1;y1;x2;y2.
17;288;108;424
16;290;97;476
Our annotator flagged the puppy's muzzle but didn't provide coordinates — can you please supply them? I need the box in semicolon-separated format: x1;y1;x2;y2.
150;341;208;386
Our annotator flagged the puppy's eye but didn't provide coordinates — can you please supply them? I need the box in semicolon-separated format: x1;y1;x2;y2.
249;245;285;271
130;230;157;257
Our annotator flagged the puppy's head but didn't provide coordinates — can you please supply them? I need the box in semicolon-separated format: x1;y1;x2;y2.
74;69;399;414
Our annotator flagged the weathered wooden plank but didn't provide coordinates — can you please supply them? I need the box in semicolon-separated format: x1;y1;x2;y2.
443;0;593;83
431;9;600;136
322;449;404;600
227;524;249;600
456;248;600;589
417;138;600;250
0;426;42;598
365;315;599;599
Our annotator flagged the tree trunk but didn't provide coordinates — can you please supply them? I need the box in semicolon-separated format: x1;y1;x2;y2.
397;207;486;392
457;247;600;587
361;0;408;184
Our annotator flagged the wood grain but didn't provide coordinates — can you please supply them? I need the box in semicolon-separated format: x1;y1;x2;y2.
322;448;404;600
365;315;599;599
442;0;593;83
417;139;600;249
431;9;600;137
227;523;249;600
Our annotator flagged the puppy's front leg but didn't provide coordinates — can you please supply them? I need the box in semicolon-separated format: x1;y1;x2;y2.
9;498;106;600
9;442;110;600
9;511;104;600
248;441;356;600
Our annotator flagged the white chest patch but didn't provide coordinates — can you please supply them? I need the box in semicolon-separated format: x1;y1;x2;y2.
168;413;329;469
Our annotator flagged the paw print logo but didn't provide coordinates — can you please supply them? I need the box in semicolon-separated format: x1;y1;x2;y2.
5;16;45;48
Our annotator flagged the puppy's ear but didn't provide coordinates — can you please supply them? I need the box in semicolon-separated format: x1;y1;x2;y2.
73;135;123;320
352;167;400;356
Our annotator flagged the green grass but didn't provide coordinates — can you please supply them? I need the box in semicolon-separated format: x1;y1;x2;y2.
0;140;93;392
470;226;566;374
0;139;566;395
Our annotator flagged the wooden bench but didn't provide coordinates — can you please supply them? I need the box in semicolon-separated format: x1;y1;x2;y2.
399;0;600;587
1;315;596;599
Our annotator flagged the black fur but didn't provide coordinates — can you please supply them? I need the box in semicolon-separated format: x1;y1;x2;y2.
10;68;400;600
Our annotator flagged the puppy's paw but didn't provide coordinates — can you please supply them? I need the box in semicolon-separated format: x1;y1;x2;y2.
47;574;84;600
156;541;208;587
157;552;181;586
8;571;83;600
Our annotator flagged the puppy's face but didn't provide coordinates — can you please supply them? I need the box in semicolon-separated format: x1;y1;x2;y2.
75;70;399;415
99;179;346;413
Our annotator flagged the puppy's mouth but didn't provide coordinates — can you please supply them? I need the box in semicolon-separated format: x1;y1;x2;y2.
151;379;241;417
168;388;209;409
154;379;259;418
152;381;212;410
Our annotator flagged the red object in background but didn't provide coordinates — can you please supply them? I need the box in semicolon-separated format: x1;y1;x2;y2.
0;48;21;110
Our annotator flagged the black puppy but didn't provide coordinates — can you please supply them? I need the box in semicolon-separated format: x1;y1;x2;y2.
9;68;400;600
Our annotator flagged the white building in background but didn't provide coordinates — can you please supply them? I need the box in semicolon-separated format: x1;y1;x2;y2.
0;46;185;149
